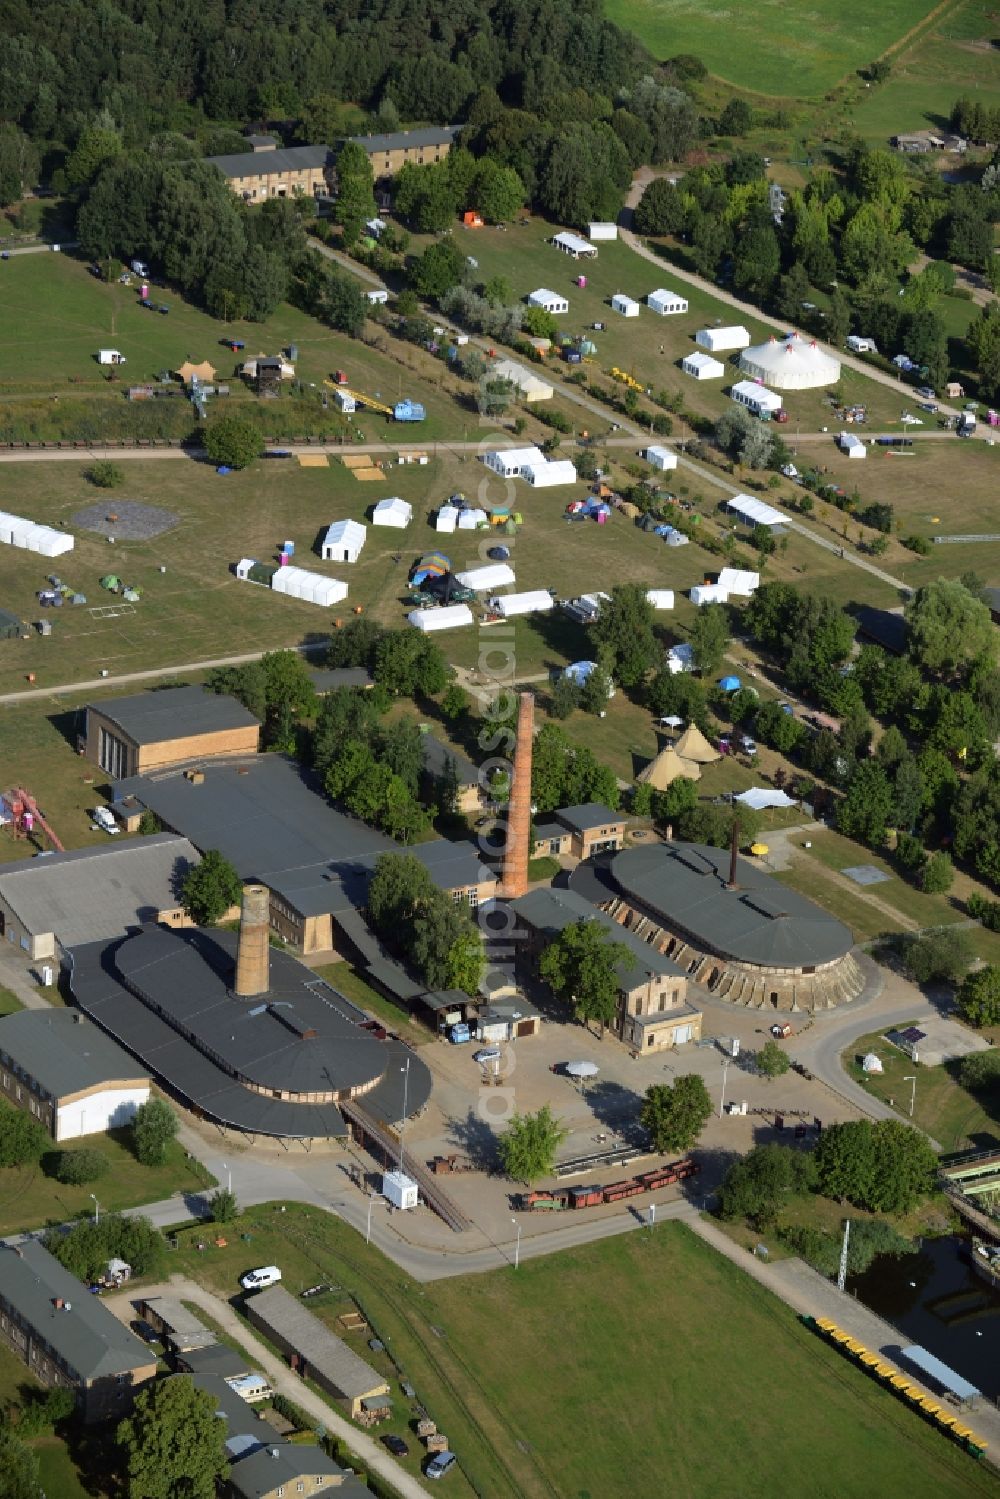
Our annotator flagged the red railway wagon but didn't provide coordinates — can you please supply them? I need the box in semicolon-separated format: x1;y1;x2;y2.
603;1178;647;1202
636;1160;700;1191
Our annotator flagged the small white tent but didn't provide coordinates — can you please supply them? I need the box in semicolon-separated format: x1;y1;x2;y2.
690;583;729;606
682;351;725;381
321;519;367;563
645;445;677;471
646;589;675;610
489;590;553;618
455;562;516;591
408;604;474;632
372;497;412;528
647;287;688;315
435;504;459;533
611;293;640;317
457;507;488;530
862;1052;884;1075
717;567;760;597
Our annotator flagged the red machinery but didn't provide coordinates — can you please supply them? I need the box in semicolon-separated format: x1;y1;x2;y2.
3;788;65;852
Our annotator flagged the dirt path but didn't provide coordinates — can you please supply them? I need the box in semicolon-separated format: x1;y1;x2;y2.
104;1276;430;1499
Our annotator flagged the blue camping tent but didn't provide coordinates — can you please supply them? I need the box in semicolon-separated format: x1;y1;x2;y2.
718;675;741;692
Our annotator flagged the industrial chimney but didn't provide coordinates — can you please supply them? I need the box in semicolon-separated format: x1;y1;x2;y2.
501;692;534;901
234;884;270;997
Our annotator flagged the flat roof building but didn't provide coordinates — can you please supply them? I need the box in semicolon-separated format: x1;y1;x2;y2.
245;1286;390;1420
0;1240;156;1421
84;685;260;779
0;1009;150;1140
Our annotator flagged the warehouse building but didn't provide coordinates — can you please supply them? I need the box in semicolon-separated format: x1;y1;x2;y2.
83;685;260;779
0;1240;156;1421
245;1286;391;1420
0;1009;150;1140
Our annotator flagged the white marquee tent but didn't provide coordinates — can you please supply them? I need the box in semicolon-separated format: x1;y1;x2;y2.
646;589;675;609
455;562;516;591
690;583;729;606
696;325;751;353
524;458;577;487
734;788;798;810
372;496;413;528
682;351;725;381
271;566;348;607
321;519;367;563
717;567;760;597
488;590;553;618
0;510;74;556
740;331;841;390
435;504;459;533
457;507;488;530
408;603;475;632
727;494;784;528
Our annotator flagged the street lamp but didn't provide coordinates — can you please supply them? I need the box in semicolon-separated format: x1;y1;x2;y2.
719;1057;731;1119
90;1194;99;1226
398;1058;411;1172
511;1217;521;1270
903;1075;917;1118
222;1162;231;1194
366;1190;385;1247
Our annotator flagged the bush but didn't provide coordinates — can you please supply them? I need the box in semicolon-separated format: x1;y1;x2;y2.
903;534;931;555
270;1393;312;1433
897;926;974;984
51;1148;110;1185
86;460;125;489
959;1050;1000;1091
968;892;1000;931
920;850;954;894
208;1188;239;1223
0;1102;47;1168
203;412;263;470
131;1098;178;1166
957;966;1000;1028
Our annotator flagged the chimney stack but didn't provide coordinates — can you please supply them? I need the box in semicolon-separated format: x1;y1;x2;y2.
234;884;270;997
501;692;534;901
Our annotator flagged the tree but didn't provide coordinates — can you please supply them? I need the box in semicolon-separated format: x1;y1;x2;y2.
815;1119;936;1215
717;1144;815;1229
374;630;448;697
334;140;376;242
634;178;687;236
733;223;780;300
836;761;893;845
906;579;995;680
208;1188;239;1223
412;240;465;300
181;849;241;926
497;1105;568;1184
920;851;953;894
66;121;123;189
959;1050;1000;1091
203;413;262;471
719;99;753;137
0;1102;46;1168
756;1039;790;1081
117;1374;229;1499
52;1147;110;1185
470;160;524;223
957;966;1000;1028
0;123;39;206
591;584;657;688
367;853;434;934
968;301;1000;403
900;926;974;984
131;1099;178;1167
689;604;729;677
549;674;581;719
539;919;631;1037
640;1075;712;1153
45;1212;165;1282
0;1427;41;1499
579;664;613;715
86;460;124;489
440;684;470;722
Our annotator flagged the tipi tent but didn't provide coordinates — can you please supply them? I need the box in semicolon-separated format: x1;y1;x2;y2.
674;723;720;764
637;746;701;788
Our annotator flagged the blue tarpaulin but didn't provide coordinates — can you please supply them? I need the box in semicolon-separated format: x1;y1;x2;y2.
718;676;742;692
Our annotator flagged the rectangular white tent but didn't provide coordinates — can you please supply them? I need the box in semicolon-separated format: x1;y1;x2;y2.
371;496;412;528
435;505;459;533
838;432;866;458
456;563;516;591
735;788;798;810
646;589;675;609
492;358;553;402
408;604;475;632
645;445;677;471
690;583;729;605
612;294;640;317
524;459;577;487
482;446;545;478
727;494;784;528
34;530;74;558
588;222;618;241
271;566;348;607
731;380;783;417
717;567;760;596
457;507;488;529
489;590;553;618
647;287;688;315
552;231;596;259
696;325;751;352
528;288;569;315
682;351;725;380
321;519;367;563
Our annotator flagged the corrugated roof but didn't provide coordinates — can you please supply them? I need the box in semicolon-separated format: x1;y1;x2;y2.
206;144;334;178
0;1241;153;1382
0;833;199;947
89;685;260;744
0;1009;147;1099
246;1285;390;1399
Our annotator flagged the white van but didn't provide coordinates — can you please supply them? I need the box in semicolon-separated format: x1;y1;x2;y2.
426;1452;457;1480
240;1265;282;1291
92;807;119;835
97;349;127;366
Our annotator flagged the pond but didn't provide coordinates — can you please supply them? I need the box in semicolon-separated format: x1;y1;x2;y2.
851;1234;1000;1400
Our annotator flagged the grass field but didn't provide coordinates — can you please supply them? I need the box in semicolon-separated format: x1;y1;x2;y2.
0;1130;214;1236
0;1341;102;1497
844;1027;999;1150
603;0;941;96
167;1204;993;1499
0;985;24;1014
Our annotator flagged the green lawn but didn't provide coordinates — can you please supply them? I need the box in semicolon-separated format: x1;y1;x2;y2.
0;985;24;1015
603;0;940;96
309;962;432;1046
773;863;899;943
0;1129;214;1236
844;1028;999;1151
171;1204;994;1499
0;1342;101;1497
801;830;965;929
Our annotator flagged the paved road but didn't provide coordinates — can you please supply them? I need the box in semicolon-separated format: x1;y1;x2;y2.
307;235;386;288
103;1276;430;1499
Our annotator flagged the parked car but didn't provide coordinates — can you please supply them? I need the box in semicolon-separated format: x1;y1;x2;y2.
738;734;757;754
92;806;120;835
447;1023;471;1044
240;1265;282;1291
916;385;936;400
426;1452;457;1480
382;1435;410;1457
473;1047;501;1065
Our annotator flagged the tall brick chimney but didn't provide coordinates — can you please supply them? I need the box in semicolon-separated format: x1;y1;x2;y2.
234;884;270;997
501;691;534;900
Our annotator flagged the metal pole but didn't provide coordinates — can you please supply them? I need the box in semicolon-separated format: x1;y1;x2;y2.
649;1202;656;1229
904;1076;916;1118
720;1057;730;1118
90;1194;99;1226
512;1218;521;1270
399;1059;410;1173
223;1162;231;1194
837;1219;851;1292
367;1190;376;1246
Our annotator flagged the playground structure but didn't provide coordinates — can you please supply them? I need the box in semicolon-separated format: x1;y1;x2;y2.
2;788;65;851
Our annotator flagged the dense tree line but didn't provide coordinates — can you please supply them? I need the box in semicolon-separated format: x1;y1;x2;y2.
367;852;484;993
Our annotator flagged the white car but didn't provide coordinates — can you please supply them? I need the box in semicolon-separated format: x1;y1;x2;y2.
92;806;119;835
240;1265;282;1291
426;1452;457;1480
900;413;923;426
473;1047;501;1065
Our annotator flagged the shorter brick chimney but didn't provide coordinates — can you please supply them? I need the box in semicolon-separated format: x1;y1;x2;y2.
234;884;270;997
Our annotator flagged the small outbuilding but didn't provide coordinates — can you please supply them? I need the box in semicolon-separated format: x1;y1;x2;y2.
321;519;367;563
588;222;618;241
371;496;413;528
696;326;751;353
646;589;675;609
682;351;725;381
528;288;569;315
365;287;389;305
611;293;640;318
647;287;688;316
645;445;677;472
730;380;784;418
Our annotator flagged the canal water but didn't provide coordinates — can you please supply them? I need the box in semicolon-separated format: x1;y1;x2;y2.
851;1234;1000;1400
